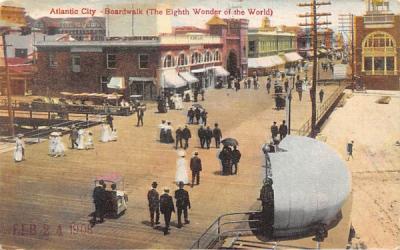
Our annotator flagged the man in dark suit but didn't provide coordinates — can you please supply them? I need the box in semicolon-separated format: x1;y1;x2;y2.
194;107;201;124
69;125;78;149
231;146;241;175
174;182;191;228
147;181;160;228
190;151;202;187
198;125;206;149
175;126;183;149
92;180;106;225
205;126;213;149
212;123;222;148
187;108;194;124
160;188;175;235
201;109;208;126
182;125;191;149
136;107;144;127
270;121;279;139
279;120;288;140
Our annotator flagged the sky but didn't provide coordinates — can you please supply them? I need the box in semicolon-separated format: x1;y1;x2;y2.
3;0;400;30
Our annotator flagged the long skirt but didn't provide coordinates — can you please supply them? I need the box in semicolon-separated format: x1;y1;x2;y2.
14;146;23;162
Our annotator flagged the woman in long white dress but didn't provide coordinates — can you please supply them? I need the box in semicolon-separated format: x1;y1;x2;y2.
54;133;66;157
14;134;25;162
77;128;86;149
85;131;94;149
49;133;57;156
100;123;111;142
175;150;189;185
174;94;183;110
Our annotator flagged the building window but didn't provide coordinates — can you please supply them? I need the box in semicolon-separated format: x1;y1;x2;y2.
364;57;373;71
163;54;174;68
49;53;57;67
387;57;394;71
107;54;117;69
191;52;202;64
362;31;397;75
204;51;212;62
177;53;187;66
214;50;221;61
71;55;81;73
139;54;149;69
15;48;28;58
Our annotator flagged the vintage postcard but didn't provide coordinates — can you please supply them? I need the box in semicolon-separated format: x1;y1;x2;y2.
0;0;399;249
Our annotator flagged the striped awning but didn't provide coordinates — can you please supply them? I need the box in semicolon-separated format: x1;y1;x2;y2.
107;77;125;89
162;70;187;88
284;52;303;62
179;72;199;83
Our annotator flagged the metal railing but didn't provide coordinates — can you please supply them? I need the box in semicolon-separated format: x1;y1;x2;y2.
295;83;347;136
190;211;261;249
1;116;101;144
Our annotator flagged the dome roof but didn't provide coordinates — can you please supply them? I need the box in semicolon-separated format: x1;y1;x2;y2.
269;136;351;236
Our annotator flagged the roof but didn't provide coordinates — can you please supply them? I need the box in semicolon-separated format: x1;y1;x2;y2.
35;16;106;29
268;136;351;237
248;30;295;37
206;15;227;26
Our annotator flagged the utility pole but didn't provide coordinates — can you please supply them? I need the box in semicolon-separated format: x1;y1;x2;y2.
338;14;355;89
1;30;15;136
298;0;331;138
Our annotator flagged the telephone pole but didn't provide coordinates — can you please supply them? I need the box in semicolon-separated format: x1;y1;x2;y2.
298;0;331;138
338;14;355;88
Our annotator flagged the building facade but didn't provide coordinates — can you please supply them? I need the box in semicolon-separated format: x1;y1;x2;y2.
35;34;225;99
207;16;249;78
354;0;399;90
247;28;301;76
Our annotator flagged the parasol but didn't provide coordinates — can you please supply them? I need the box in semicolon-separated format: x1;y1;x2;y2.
221;138;239;147
192;104;203;109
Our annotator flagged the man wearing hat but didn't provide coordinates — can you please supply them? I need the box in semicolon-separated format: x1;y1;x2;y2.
212;123;222;148
159;187;175;235
69;125;78;149
147;181;160;227
92;180;106;225
190;151;202;187
174;181;191;228
182;125;192;149
270;121;279;139
136;106;145;127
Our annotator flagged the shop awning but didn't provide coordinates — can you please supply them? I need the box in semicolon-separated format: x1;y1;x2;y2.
214;66;230;76
179;71;199;83
129;77;155;82
271;55;285;65
162;70;187;89
284;52;303;62
191;68;206;73
107;77;125;89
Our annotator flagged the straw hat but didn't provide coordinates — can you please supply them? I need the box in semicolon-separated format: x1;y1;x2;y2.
50;132;59;136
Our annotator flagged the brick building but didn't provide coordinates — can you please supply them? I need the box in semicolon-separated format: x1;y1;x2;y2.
34;16;248;99
354;0;399;90
35;34;226;99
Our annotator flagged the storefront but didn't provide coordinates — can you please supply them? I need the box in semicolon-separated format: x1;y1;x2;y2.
128;77;156;100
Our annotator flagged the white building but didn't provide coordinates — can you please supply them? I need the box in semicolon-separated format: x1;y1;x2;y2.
105;3;172;38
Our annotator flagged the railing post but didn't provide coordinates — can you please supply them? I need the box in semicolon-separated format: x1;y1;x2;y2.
217;217;221;241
